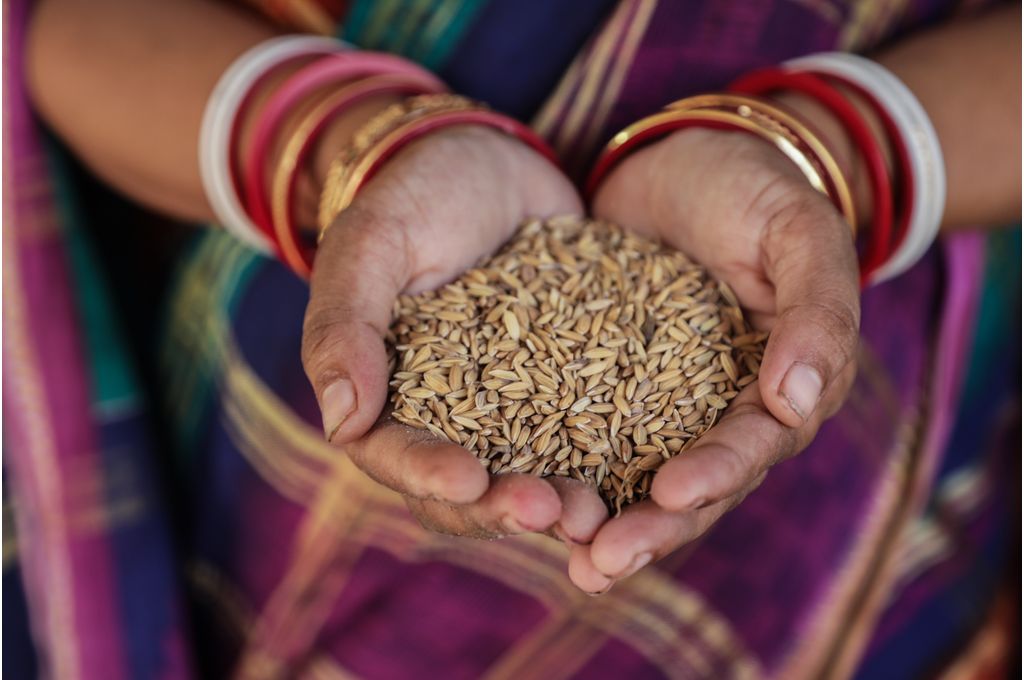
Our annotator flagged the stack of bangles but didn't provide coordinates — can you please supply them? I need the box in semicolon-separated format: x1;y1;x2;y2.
199;35;556;277
586;53;944;287
201;37;943;286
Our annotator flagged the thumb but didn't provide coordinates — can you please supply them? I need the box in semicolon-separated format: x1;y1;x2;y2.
302;204;410;444
757;196;861;428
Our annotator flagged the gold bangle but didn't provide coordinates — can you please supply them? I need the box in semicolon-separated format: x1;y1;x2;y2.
270;78;448;276
667;94;857;232
270;89;345;275
317;94;478;235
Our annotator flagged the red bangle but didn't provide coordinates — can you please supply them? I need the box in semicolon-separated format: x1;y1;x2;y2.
266;76;454;274
241;52;447;240
800;71;915;261
729;68;893;285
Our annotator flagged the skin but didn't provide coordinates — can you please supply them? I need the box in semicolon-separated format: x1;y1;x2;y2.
27;1;1021;592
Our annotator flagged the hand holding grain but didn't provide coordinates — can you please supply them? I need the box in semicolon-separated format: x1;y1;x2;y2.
302;126;608;544
575;127;862;593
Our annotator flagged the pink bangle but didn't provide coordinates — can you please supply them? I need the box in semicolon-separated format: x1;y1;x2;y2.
267;74;455;268
242;52;448;239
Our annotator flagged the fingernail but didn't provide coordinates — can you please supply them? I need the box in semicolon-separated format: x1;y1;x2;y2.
501;515;527;534
624;552;653;577
553;525;580;545
683;496;708;512
779;363;823;422
586;584;612;597
321;379;356;442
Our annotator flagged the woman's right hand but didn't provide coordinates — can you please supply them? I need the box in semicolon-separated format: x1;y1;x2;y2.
302;125;609;544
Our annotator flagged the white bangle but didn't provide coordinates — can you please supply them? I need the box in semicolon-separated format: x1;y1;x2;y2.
199;35;347;253
785;53;946;284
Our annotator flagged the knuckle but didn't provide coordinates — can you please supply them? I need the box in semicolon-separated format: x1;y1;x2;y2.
721;405;794;466
765;199;843;252
300;306;348;372
716;443;755;490
747;174;824;242
781;297;860;368
408;504;457;536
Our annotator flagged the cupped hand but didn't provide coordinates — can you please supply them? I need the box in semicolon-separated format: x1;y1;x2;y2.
302;125;607;544
570;127;861;593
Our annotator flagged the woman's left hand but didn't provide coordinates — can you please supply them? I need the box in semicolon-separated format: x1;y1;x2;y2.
570;126;862;593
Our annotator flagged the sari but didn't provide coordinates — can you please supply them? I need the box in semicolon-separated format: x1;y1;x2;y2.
4;0;1018;678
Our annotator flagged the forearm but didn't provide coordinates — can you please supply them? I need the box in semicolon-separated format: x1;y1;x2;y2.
25;0;397;224
26;0;276;220
783;5;1020;231
877;4;1021;229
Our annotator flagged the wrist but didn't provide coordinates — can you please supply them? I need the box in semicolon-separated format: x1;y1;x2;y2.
771;90;892;230
289;92;405;229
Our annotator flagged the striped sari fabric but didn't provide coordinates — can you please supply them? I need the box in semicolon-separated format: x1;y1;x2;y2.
4;0;1017;678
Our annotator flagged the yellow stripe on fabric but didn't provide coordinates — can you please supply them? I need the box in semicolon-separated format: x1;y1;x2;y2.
890;463;991;602
361;0;403;50
186;561;255;644
161;232;263;455
219;337;389;675
218;351;761;677
186;561;362;680
202;267;758;676
574;0;658;168
217;334;401;509
161;233;237;419
532;53;588;140
482;613;606;680
352;508;761;677
550;0;634;157
409;0;470;64
213;363;762;680
235;478;370;679
3;498;18;568
219;342;334;504
302;656;362;680
388;0;437;56
774;385;927;679
839;0;913;51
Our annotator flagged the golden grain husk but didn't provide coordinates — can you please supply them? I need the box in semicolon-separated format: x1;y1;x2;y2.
387;217;765;514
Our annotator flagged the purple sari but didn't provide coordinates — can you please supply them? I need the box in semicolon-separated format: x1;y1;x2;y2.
5;0;1016;678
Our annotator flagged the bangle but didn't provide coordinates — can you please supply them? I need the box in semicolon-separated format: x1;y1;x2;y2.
242;52;448;241
268;75;452;273
199;35;346;253
729;69;894;284
587;94;857;233
809;75;914;268
786;53;944;284
313;95;559;277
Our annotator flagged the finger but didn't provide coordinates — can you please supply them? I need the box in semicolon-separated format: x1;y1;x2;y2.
757;191;860;428
588;491;755;581
567;544;614;595
407;472;562;539
651;360;855;513
347;421;489;505
303;203;412;444
649;383;792;512
546;477;609;545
